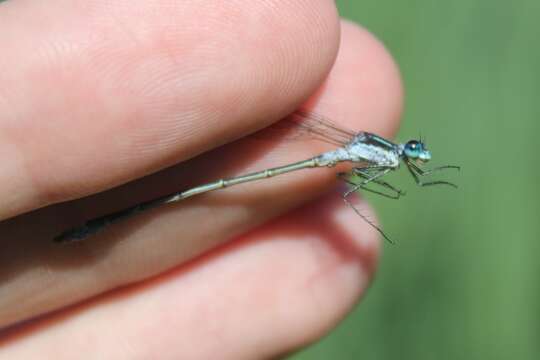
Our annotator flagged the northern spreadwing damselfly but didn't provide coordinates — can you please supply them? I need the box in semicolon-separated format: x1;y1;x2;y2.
54;110;459;243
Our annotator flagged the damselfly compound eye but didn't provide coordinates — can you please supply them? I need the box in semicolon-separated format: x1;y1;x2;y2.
404;140;421;159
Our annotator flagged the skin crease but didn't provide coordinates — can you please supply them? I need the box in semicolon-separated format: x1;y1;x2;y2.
0;0;402;358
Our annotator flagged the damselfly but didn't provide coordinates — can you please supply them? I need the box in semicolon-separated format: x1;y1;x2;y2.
54;110;459;243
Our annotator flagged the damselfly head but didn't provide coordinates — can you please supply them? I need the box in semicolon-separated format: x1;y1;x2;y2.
404;140;431;163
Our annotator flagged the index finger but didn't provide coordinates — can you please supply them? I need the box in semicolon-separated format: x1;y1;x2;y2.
0;0;340;221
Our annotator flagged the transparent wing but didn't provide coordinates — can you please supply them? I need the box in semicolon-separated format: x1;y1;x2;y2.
256;109;357;147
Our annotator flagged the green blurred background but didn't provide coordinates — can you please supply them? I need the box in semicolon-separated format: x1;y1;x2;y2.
293;0;540;359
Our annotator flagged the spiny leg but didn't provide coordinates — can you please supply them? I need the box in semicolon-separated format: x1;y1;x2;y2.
406;161;458;188
352;168;406;199
416;164;460;176
338;172;403;200
339;166;395;243
342;194;394;244
342;166;392;198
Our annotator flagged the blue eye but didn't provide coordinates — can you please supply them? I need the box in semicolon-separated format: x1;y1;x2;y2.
404;140;432;162
404;140;421;158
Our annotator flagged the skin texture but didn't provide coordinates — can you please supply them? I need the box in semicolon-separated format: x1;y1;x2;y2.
0;1;402;358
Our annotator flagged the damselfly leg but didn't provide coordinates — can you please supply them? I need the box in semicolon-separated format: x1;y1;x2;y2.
405;161;460;188
341;191;395;244
341;166;393;198
338;170;404;200
352;167;406;199
338;166;397;243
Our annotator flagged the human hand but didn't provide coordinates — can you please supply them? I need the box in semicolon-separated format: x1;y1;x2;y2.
0;1;401;358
